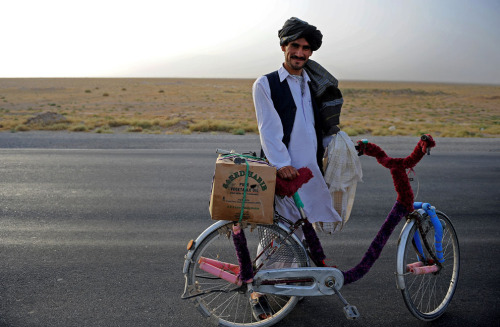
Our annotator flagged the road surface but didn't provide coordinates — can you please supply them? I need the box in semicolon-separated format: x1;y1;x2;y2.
0;132;498;326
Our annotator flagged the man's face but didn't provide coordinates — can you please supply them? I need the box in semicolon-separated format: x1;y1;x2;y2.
281;38;313;75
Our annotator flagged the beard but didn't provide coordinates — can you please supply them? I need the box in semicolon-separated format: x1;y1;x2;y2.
286;55;308;72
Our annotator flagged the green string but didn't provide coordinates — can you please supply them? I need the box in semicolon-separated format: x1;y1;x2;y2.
221;153;266;162
239;160;250;223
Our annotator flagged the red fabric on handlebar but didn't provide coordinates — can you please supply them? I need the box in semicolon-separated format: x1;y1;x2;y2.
359;134;436;212
275;167;314;197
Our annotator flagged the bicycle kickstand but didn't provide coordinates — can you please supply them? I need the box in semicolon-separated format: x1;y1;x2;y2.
325;277;360;320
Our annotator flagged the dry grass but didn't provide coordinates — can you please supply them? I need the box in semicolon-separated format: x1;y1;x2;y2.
0;78;498;137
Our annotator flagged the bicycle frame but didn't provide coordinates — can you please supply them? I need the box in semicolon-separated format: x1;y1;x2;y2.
184;136;440;288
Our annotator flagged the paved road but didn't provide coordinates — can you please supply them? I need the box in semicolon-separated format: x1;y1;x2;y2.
0;132;499;326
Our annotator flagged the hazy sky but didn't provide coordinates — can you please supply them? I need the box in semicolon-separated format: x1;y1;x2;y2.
2;0;500;84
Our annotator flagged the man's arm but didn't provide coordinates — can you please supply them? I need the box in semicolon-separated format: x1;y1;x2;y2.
253;76;296;178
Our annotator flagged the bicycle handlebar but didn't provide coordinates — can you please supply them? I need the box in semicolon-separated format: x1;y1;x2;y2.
354;134;436;212
216;148;232;155
356;134;435;162
216;149;259;158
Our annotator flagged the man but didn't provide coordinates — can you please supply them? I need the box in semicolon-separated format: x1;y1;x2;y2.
253;17;341;227
251;17;342;320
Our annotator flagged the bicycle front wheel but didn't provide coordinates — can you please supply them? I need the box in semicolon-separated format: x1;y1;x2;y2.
398;211;460;321
186;221;309;327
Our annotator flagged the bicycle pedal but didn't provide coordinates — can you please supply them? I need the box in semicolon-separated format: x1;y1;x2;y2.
343;305;360;320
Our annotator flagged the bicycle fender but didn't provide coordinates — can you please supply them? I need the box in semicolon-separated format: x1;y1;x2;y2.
182;220;230;274
396;218;416;290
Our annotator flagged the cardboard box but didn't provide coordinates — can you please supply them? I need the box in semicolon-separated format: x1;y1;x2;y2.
210;156;276;224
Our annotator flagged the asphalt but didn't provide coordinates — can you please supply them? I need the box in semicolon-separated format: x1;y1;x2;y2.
0;132;498;326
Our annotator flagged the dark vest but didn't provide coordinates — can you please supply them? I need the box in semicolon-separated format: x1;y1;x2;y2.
264;70;325;172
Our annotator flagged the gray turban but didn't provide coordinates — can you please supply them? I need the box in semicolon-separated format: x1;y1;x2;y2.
278;17;323;51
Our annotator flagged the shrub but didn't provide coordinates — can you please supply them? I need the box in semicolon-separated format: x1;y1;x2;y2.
189;120;234;133
14;125;31;132
45;123;70;131
127;126;143;132
133;120;153;129
163;118;182;127
232;128;245;135
70;124;88;132
108;120;129;127
95;126;113;134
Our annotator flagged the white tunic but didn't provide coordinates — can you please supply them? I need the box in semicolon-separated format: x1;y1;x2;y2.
253;66;341;224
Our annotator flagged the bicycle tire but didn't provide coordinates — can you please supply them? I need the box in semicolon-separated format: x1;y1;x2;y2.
398;210;460;320
186;221;309;327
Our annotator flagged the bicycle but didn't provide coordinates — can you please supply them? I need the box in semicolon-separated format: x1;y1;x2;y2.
181;135;460;326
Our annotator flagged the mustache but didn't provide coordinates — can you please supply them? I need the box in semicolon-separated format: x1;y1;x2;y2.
291;55;306;60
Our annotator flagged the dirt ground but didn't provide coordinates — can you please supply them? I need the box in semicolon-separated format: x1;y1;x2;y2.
0;78;498;137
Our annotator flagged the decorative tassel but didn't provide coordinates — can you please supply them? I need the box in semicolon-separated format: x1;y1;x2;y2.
275;167;314;197
302;219;327;266
232;225;254;283
343;201;409;284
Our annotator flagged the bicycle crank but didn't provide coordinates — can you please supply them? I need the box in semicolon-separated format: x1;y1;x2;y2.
325;277;360;320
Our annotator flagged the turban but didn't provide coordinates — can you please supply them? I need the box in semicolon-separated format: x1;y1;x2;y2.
278;17;323;51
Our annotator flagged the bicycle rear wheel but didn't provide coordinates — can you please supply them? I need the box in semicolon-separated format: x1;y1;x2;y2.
185;221;309;327
398;211;460;320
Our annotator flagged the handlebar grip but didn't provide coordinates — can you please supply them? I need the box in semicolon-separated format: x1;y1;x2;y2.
216;149;232;155
355;139;368;156
292;192;304;209
420;135;432;155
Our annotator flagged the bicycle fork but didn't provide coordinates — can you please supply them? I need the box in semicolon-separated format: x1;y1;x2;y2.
409;203;445;274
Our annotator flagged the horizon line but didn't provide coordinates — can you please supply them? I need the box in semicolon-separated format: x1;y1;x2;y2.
1;76;498;86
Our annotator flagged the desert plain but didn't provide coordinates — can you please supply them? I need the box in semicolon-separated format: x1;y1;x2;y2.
0;78;498;137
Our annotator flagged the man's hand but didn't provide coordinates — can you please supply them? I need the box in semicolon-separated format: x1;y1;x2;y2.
277;165;300;180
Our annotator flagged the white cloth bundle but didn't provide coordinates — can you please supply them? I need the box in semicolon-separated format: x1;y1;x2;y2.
314;131;363;234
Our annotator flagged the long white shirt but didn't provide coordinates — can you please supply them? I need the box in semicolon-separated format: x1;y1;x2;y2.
253;65;341;224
